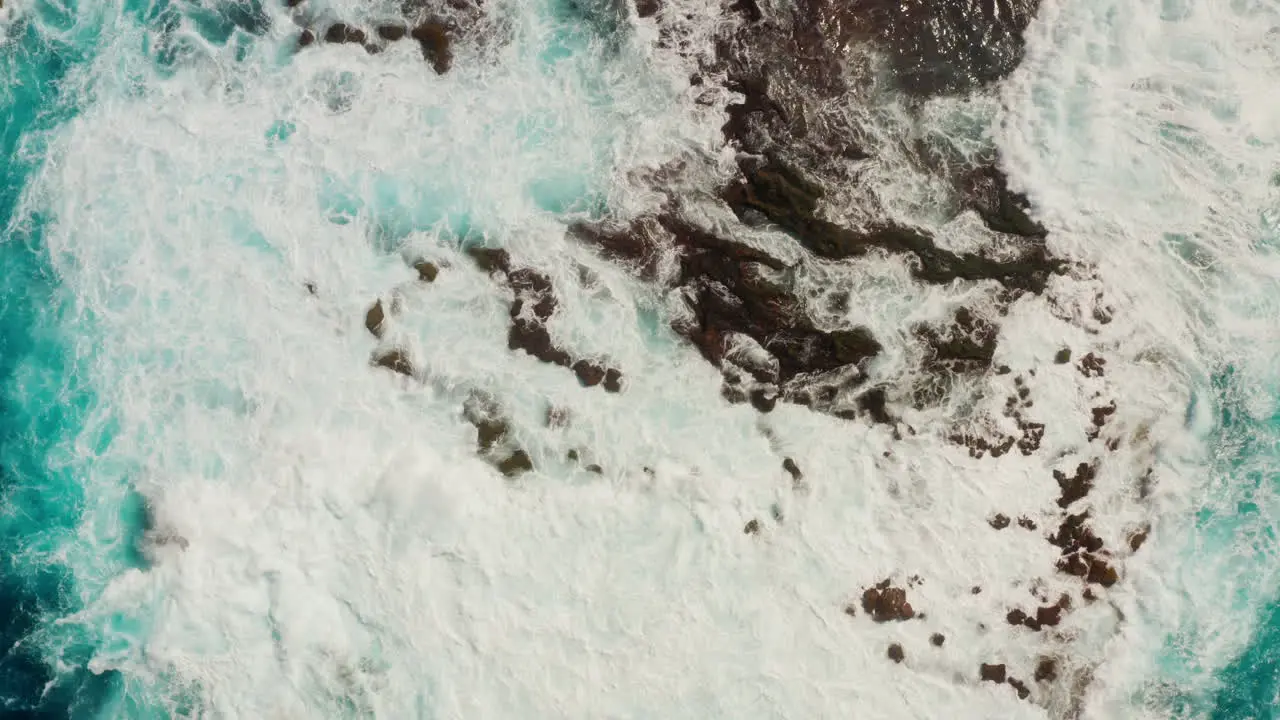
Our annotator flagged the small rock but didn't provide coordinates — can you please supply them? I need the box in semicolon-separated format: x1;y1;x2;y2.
371;349;414;377
298;29;316;48
1034;657;1058;682
603;368;623;393
744;519;761;534
584;463;602;474
971;586;982;594
782;457;803;483
930;633;945;647
1129;525;1150;552
887;643;905;664
377;24;407;41
304;281;317;295
497;450;533;477
1054;347;1072;364
414;260;440;282
573;360;606;387
1008;677;1030;700
1017;516;1038;530
989;513;1011;530
980;663;1007;684
566;448;580;462
635;0;661;17
466;246;511;275
843;604;857;617
365;300;386;337
475;418;509;453
749;388;776;413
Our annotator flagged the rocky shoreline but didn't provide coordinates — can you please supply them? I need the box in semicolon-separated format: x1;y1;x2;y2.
290;0;1156;715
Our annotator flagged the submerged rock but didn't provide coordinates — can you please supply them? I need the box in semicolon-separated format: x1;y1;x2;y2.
371;348;415;377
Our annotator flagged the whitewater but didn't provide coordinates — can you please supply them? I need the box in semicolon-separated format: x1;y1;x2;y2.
0;0;1276;718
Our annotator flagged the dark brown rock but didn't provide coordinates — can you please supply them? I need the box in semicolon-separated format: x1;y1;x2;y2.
573;360;607;387
466;246;511;275
497;450;533;477
782;457;803;483
861;580;915;622
1079;352;1106;377
1034;657;1058;682
634;0;660;17
603;368;623;393
377;24;408;41
371;348;414;377
324;23;367;45
298;29;316;48
887;643;905;664
414;260;440;282
989;513;1011;530
744;518;761;534
959;164;1047;239
411;20;452;74
1129;525;1150;553
930;633;945;647
1008;677;1030;700
365;300;386;338
980;663;1007;684
1017;516;1037;530
1054;462;1098;508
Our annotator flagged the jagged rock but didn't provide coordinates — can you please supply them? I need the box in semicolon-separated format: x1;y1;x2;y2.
1017;516;1038;530
365;300;386;338
861;580;915;622
931;633;945;647
411;20;452;74
1054;461;1097;508
959;164;1048;238
371;348;414;377
744;519;761;534
980;663;1007;684
1079;352;1106;377
1128;525;1150;553
989;513;1011;530
1008;677;1031;700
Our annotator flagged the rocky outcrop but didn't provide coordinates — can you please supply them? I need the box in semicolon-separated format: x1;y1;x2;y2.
464;247;625;392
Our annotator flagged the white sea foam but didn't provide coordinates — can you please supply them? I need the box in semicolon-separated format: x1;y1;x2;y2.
999;0;1280;715
11;0;1277;717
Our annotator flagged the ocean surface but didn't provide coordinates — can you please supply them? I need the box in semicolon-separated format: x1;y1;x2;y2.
0;0;1277;718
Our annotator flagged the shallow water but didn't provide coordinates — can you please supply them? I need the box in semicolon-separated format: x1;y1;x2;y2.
0;0;1278;717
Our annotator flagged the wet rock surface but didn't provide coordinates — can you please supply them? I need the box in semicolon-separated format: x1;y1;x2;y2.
463;247;624;392
861;579;916;622
289;0;475;71
463;393;535;478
